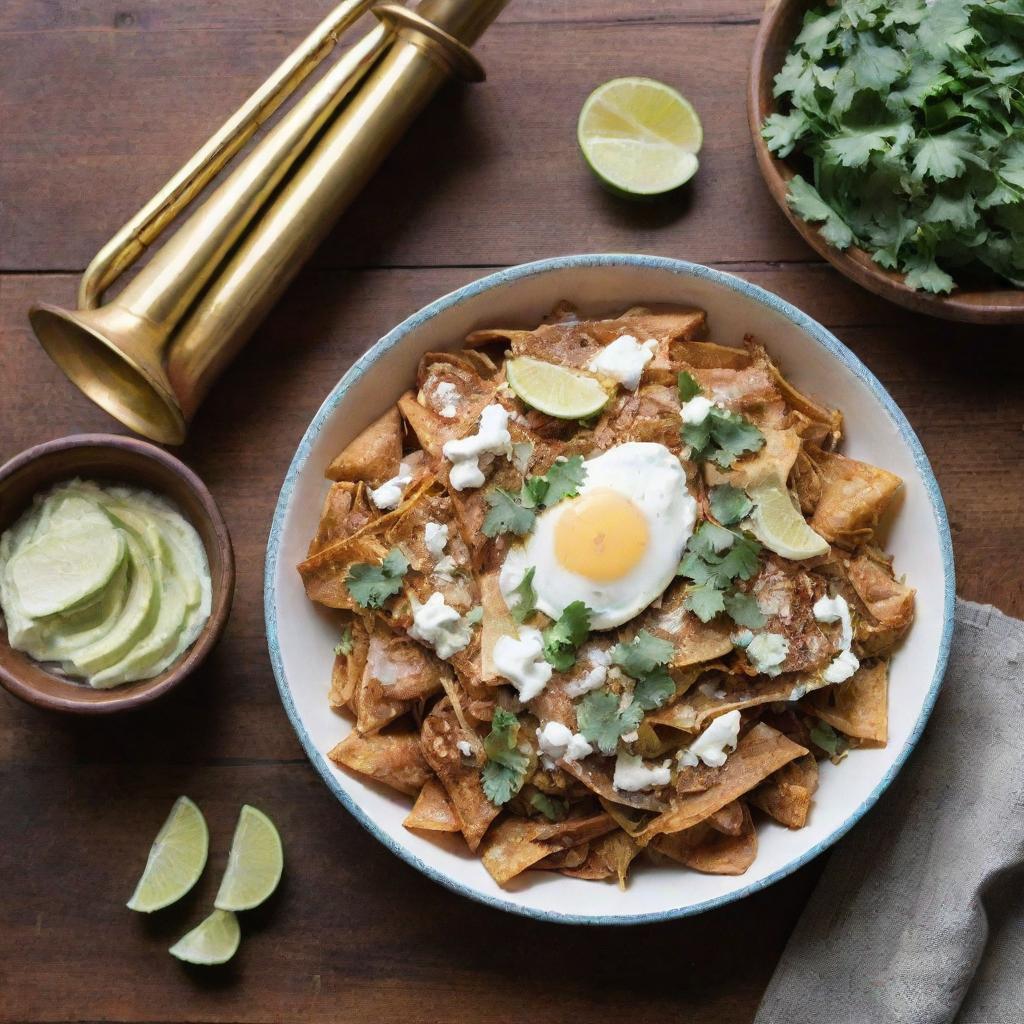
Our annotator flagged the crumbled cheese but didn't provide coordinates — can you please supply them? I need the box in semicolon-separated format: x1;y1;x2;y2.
698;681;727;701
511;440;534;474
441;403;512;491
613;751;672;792
678;709;741;768
423;521;449;559
564;663;608;698
746;632;790;676
435;381;460;418
681;395;714;425
536;721;593;765
457;739;473;757
493;627;552;702
433;555;457;578
408;592;471;660
368;461;413;511
732;629;754;649
587;334;657;390
814;593;860;684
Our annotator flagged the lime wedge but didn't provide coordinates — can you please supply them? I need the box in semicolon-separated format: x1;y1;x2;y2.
169;909;240;966
506;357;609;419
747;481;830;561
578;77;703;197
127;796;208;913
213;805;283;912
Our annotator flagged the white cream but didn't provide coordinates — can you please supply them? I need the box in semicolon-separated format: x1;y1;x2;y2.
493;626;552;702
587;334;657;390
681;395;714;425
536;721;593;765
435;381;460;419
814;593;860;684
408;592;472;660
613;751;672;792
457;739;473;757
368;461;413;511
423;521;449;560
746;632;790;677
678;709;741;768
442;403;512;491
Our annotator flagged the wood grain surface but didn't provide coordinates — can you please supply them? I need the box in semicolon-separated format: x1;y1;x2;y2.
1;3;1023;1023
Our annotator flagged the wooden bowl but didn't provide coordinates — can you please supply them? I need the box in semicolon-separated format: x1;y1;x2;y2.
0;434;234;713
749;0;1024;324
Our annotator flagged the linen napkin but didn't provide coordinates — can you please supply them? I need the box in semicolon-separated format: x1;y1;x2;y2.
755;598;1024;1024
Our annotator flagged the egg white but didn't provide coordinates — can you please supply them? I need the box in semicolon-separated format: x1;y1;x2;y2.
500;442;697;630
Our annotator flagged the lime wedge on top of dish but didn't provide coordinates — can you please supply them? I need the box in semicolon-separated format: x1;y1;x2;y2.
214;805;284;912
577;77;703;197
127;796;209;913
506;356;609;419
169;909;241;966
747;480;830;561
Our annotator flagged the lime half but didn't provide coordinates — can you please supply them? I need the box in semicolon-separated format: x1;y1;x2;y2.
169;909;241;966
213;805;284;912
127;796;209;913
578;77;703;197
506;357;609;419
747;481;830;561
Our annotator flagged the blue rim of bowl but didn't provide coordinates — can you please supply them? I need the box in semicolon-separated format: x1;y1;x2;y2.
265;254;955;925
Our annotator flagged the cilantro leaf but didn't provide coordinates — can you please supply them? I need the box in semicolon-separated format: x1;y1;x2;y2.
538;456;586;506
542;601;591;671
334;625;353;657
633;667;676;711
576;689;644;756
684;582;727;623
482;488;536;538
707;409;766;468
482;707;530;806
611;630;674;679
715;533;763;583
346;547;409;609
677;370;702;402
507;567;537;623
723;591;767;629
528;791;568;822
809;720;848;760
709;484;753;527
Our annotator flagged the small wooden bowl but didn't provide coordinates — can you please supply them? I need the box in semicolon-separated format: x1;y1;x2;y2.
0;434;234;713
749;0;1024;324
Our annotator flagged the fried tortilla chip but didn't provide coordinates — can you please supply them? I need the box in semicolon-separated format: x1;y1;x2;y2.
326;407;403;486
704;426;801;491
810;659;888;745
560;756;669;813
640;723;807;841
298;530;391;611
420;701;499;851
480;812;616;886
847;550;915;657
562;830;641;886
653;801;758;874
480;572;519;683
329;615;368;710
631;582;734;668
808;447;902;549
708;799;745;836
404;777;460;833
308;482;375;556
673;339;750;369
328;731;431;797
593;384;685;454
749;753;818;828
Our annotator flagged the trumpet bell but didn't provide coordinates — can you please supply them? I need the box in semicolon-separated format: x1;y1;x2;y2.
28;303;186;445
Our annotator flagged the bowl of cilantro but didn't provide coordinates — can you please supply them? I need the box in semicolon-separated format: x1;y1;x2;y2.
750;0;1024;324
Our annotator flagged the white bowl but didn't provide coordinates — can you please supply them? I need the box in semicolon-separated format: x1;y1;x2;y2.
265;255;954;924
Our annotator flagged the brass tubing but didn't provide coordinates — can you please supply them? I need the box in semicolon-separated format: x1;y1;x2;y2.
80;0;374;309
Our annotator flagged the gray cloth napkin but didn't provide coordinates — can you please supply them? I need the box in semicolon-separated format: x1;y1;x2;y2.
755;598;1024;1024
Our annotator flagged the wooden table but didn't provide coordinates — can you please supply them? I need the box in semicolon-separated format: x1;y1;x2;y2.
2;2;1022;1021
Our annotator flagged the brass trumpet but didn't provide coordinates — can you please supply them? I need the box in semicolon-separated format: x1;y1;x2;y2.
29;0;505;445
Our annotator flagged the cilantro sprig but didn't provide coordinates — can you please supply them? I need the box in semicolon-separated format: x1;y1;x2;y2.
481;707;530;806
678;521;766;628
576;689;644;756
611;630;676;710
482;456;587;538
679;374;764;469
528;790;568;822
542;601;591;671
762;0;1024;293
507;567;537;623
345;548;409;609
334;625;354;657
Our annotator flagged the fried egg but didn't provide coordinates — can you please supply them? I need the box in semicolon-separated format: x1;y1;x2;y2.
500;442;697;630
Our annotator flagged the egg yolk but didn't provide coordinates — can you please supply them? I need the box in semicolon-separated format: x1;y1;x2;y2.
554;488;649;582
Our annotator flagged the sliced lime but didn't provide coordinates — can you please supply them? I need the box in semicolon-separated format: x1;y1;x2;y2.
213;805;283;912
506;356;610;419
747;481;830;560
578;77;703;197
169;909;240;966
127;796;208;913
